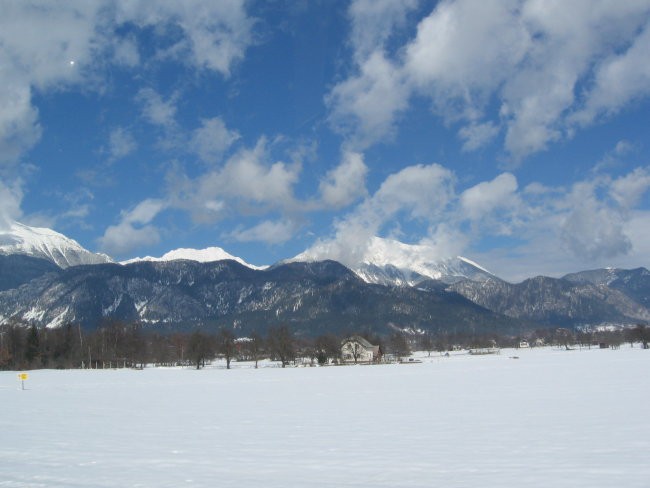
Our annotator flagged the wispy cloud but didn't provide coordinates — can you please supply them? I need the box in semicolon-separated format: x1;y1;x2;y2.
108;127;137;162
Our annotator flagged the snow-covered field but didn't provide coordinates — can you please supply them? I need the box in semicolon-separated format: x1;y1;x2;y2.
1;346;649;488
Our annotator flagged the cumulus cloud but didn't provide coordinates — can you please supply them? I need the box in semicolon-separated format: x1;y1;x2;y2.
560;181;632;260
0;1;102;166
303;163;457;265
168;145;370;245
405;0;528;105
0;0;254;167
610;167;650;209
460;173;518;222
372;164;456;221
98;198;166;257
302;155;650;279
329;0;650;160
318;151;368;209
327;51;410;149
189;117;240;164
169;138;301;226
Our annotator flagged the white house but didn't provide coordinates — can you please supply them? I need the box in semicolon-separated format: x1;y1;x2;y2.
341;336;381;363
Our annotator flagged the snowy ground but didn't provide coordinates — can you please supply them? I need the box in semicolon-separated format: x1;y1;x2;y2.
1;346;649;487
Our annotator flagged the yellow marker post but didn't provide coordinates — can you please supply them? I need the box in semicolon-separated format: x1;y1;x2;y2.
18;372;28;390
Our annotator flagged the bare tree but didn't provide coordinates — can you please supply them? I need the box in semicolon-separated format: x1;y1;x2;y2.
187;331;214;369
554;328;574;350
315;334;340;365
266;325;295;368
216;328;237;369
419;333;434;357
633;324;649;349
388;332;410;362
246;330;263;369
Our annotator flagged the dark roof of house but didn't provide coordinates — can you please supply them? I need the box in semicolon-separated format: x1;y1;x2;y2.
341;335;376;349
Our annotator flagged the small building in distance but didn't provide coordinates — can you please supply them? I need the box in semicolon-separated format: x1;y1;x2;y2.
341;336;382;364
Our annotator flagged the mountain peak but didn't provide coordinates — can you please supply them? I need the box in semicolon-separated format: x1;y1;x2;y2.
122;246;265;270
292;235;495;285
0;221;112;268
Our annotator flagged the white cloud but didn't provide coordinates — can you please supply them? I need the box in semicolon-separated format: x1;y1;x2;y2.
560;180;632;260
217;141;300;207
405;0;528;106
330;0;650;160
610;167;650;209
318;151;368;209
0;1;103;166
325;0;421;149
327;51;410;149
136;88;178;128
460;173;518;222
303;155;650;280
0;83;41;166
0;179;24;229
114;0;253;76
190;117;240;164
112;36;140;67
108;127;137;161
303;163;457;265
458;121;500;152
572;22;650;125
348;0;419;61
170;138;301;224
372;163;455;221
98;198;166;256
0;0;254;167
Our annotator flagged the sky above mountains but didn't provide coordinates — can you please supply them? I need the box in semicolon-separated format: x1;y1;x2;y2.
1;0;650;282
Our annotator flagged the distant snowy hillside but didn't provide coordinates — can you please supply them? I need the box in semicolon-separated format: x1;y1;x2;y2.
123;246;265;269
0;221;112;268
292;236;495;285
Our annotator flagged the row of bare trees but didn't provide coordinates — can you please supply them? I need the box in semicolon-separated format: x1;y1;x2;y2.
413;324;650;354
0;321;340;371
2;320;648;371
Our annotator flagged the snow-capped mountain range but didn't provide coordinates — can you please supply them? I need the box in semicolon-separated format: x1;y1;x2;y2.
0;221;112;268
1;221;492;284
1;222;649;331
290;236;495;285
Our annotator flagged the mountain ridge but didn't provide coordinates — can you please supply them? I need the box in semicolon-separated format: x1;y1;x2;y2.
0;259;522;336
0;222;648;333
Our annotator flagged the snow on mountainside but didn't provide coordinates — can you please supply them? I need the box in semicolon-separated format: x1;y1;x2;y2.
291;236;495;285
0;221;112;268
122;246;265;269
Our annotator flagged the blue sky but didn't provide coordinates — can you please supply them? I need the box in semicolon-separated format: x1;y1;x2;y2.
1;0;650;281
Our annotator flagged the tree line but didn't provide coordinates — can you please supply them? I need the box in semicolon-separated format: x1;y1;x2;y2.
1;320;648;371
